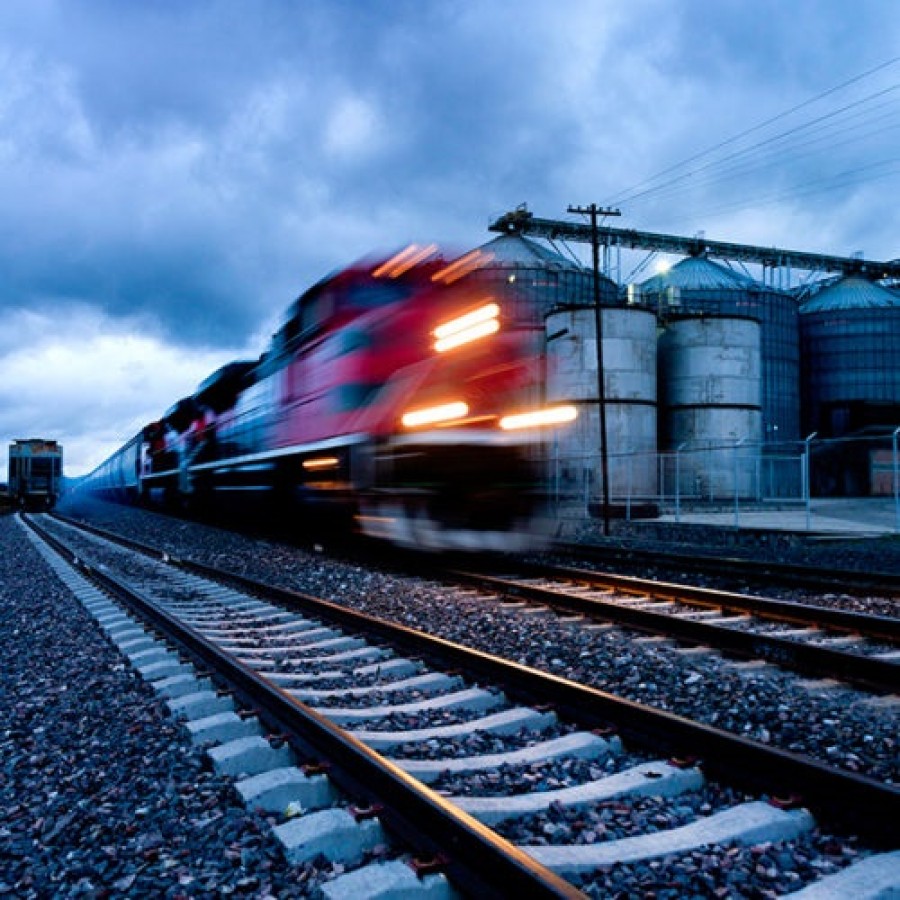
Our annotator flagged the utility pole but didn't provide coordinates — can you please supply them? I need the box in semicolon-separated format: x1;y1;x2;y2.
567;203;621;536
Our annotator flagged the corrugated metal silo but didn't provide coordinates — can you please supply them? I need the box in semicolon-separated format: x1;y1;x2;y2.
546;305;658;503
640;256;799;444
658;314;762;498
478;233;617;322
799;276;900;436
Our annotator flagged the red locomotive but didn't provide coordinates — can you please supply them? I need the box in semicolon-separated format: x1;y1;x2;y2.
80;245;576;550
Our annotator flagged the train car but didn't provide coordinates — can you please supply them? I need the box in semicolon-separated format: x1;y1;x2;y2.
8;439;63;509
81;246;576;550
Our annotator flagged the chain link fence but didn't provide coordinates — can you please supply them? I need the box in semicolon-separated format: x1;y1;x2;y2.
547;429;900;532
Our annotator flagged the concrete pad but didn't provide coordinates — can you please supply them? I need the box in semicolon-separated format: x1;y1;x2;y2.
96;612;131;626
723;660;773;675
322;859;456;900
235;766;337;813
167;690;235;721
813;636;864;648
317;688;504;725
355;659;422;678
706;615;752;625
775;628;823;639
292;672;460;703
105;625;145;641
858;693;900;709
219;628;340;653
394;731;619;784
153;672;214;699
265;669;346;686
273;807;384;865
127;647;174;665
116;636;157;652
796;679;842;693
82;599;117;613
299;647;389;668
351;708;558;752
185;711;261;745
207;735;295;777
671;646;718;658
454;761;704;825
783;850;900;899
136;659;191;681
238;637;366;659
523;801;814;873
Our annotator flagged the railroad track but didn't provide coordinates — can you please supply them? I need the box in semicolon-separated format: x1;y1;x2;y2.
24;512;900;897
447;560;900;696
552;541;900;599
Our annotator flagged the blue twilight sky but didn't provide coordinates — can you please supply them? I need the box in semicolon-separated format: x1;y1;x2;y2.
1;0;898;477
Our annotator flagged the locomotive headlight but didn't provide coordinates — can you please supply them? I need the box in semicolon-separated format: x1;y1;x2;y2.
302;456;340;470
499;405;578;431
401;401;469;428
433;302;500;352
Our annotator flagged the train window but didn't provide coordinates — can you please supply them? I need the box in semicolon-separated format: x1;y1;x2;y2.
333;382;383;411
344;281;411;309
335;329;372;354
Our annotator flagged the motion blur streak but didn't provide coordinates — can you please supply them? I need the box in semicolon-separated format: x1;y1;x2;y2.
499;405;578;430
433;302;500;351
431;249;494;284
401;401;469;428
302;456;340;470
388;243;438;278
372;244;423;278
79;246;576;551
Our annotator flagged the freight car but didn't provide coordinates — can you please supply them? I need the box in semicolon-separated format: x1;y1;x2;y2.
80;246;576;550
8;439;63;509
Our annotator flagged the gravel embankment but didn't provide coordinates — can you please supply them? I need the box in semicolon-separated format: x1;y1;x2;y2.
55;498;899;789
0;513;357;898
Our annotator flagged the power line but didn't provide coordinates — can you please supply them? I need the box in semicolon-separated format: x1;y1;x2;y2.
611;82;899;210
605;55;900;208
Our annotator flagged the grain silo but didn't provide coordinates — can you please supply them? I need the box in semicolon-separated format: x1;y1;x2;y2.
800;276;900;436
478;233;617;322
545;304;658;506
640;256;799;444
658;314;762;498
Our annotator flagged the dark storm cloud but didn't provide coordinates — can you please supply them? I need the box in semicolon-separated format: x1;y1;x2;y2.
1;0;898;477
1;0;898;357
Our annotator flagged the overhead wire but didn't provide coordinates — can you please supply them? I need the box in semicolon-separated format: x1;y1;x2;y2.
614;82;900;212
607;56;900;221
605;55;900;209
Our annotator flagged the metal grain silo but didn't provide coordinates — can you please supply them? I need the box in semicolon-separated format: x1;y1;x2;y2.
545;304;658;505
800;276;900;436
658;314;762;498
478;233;617;323
640;256;799;444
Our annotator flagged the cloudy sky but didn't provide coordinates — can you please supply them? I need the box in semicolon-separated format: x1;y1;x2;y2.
1;0;898;478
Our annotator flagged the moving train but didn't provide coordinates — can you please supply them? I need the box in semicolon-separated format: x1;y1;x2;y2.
8;439;63;509
80;246;576;550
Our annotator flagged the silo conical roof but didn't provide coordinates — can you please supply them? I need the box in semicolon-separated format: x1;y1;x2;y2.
640;256;759;292
800;275;900;313
479;233;584;271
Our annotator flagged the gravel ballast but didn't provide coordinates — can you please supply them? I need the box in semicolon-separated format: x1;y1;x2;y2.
7;498;897;897
0;514;361;898
55;498;899;786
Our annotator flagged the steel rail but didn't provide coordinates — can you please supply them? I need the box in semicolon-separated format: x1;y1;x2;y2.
554;541;900;598
447;568;899;694
479;560;900;641
46;513;900;846
29;515;582;899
